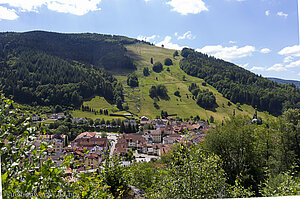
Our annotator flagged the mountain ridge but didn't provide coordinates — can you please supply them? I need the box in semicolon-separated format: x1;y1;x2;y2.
267;77;300;89
0;31;298;118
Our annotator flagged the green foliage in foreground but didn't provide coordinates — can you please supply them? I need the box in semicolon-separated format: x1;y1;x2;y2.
0;94;116;198
205;111;300;195
127;143;254;198
1;93;299;198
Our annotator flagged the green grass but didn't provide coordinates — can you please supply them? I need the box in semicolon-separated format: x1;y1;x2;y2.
71;96;137;120
116;43;272;122
82;96;116;111
75;44;272;122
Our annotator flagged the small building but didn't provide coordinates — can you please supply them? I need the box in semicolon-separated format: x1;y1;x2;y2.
84;154;101;169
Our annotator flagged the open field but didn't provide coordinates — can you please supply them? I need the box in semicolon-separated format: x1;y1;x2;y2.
120;44;271;122
75;44;272;123
71;96;137;120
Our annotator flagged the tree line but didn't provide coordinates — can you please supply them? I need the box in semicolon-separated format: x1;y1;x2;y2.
0;48;124;108
180;48;300;115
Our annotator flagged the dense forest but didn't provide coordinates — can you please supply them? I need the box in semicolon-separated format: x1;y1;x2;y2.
0;31;144;107
180;48;300;115
0;31;138;71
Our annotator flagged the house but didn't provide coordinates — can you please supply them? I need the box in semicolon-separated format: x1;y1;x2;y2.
114;133;147;155
57;113;65;120
71;137;108;151
140;116;151;126
84;154;101;169
163;136;175;145
152;119;168;129
162;125;174;135
73;132;96;141
50;113;65;120
39;134;67;152
144;129;162;143
150;129;162;143
163;133;181;145
49;136;65;154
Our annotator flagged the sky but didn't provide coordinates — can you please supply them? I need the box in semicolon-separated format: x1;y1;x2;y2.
0;0;300;81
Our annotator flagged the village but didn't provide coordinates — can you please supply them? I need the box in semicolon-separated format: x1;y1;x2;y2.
33;114;211;177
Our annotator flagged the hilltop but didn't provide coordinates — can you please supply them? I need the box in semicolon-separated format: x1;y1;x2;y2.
0;31;298;121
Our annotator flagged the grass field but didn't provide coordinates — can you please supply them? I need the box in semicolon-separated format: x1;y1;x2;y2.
71;96;136;120
74;43;272;123
120;43;270;122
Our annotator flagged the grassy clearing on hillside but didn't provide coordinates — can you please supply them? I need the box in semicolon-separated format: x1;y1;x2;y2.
121;44;272;122
78;43;270;122
82;96;116;111
71;96;136;120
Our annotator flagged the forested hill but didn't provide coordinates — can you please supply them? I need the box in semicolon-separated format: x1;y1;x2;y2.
0;31;142;107
179;48;300;115
267;77;300;89
0;31;138;71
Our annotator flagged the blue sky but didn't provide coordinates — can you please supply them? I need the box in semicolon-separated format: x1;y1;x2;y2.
0;0;300;80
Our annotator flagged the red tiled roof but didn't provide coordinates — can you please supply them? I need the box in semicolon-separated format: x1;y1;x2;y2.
75;132;96;140
72;137;108;148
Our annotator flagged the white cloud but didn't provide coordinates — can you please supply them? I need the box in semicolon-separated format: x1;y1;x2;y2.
283;56;294;63
250;66;265;71
0;6;18;20
265;10;270;16
166;0;208;15
285;60;300;68
277;11;288;18
278;45;300;57
260;48;271;54
0;0;102;15
229;40;236;44
266;63;287;72
196;45;255;61
156;36;187;50
137;35;159;42
177;31;195;40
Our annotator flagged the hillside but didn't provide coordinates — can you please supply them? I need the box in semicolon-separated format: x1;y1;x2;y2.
112;43;268;121
179;48;300;115
0;31;141;106
0;31;298;120
267;77;300;89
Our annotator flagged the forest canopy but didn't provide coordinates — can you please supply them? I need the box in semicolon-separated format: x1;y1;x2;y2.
180;48;300;115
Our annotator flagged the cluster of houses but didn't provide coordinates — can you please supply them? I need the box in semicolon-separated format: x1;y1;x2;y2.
34;132;109;173
113;116;208;158
32;116;209;175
